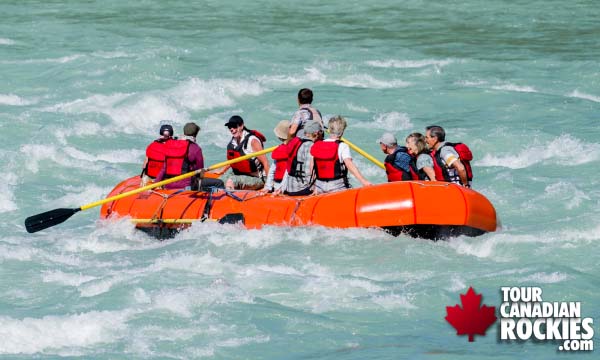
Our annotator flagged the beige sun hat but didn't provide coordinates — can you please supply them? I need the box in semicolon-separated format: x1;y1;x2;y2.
273;120;290;139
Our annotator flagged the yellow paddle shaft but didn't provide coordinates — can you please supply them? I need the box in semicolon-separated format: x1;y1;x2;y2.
340;137;385;169
80;145;277;211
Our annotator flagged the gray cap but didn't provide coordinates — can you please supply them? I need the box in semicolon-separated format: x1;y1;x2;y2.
303;120;322;135
377;132;397;146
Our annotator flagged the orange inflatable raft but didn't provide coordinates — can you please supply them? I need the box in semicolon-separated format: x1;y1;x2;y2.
100;176;498;239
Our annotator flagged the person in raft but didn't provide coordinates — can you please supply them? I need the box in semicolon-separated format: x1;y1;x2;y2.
405;132;436;181
214;115;270;190
288;88;324;139
140;122;175;186
424;125;470;187
378;132;420;182
279;120;322;196
154;122;224;190
310;115;372;194
262;120;290;193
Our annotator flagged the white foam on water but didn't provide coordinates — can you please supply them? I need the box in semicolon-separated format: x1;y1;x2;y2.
332;74;411;89
518;272;569;284
252;264;305;277
346;103;370;113
0;172;18;213
295;262;417;313
0;310;130;355
53;184;111;208
259;66;410;89
79;275;126;298
168;77;265;111
62;146;143;164
215;335;270;348
41;270;97;287
150;285;254;317
447;276;467;292
366;59;453;69
353;111;412;131
45;78;266;135
0;94;36;106
152;251;229;276
543;182;591;210
61;219;152;254
371;293;418;310
568;90;600;103
54;121;104;144
0;38;15;45
20;143;140;174
0;243;37;261
477;134;600;169
490;84;537;93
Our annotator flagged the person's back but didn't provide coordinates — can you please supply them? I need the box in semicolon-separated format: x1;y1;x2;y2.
311;116;371;194
141;123;174;186
284;121;321;196
155;122;204;190
288;88;323;139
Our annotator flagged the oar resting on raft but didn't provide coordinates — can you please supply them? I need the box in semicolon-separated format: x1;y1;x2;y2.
24;146;277;234
339;136;384;169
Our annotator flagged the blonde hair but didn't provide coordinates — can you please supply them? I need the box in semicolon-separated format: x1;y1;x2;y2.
328;115;347;136
406;132;428;155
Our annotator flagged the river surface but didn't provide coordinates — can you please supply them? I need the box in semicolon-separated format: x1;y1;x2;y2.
1;1;598;358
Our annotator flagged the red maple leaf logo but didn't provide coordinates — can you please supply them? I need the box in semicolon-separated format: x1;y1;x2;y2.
445;287;497;342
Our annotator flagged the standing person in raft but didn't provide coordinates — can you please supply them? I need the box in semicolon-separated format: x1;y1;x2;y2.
214;115;270;190
288;88;323;139
377;132;420;182
140;122;175;186
310;116;372;194
262;119;291;193
424;125;471;187
154;122;223;190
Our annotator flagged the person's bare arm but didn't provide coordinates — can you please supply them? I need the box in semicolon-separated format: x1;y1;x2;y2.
251;138;269;174
343;158;372;186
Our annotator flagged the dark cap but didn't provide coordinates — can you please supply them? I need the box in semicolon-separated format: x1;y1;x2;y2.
159;124;174;137
224;115;244;127
183;122;200;137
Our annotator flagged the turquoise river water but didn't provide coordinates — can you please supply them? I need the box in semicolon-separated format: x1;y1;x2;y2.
1;1;599;359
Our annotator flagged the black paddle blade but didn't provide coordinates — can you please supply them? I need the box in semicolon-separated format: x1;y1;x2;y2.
218;213;245;225
25;208;80;233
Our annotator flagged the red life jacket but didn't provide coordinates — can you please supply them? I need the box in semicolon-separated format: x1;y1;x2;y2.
384;147;419;182
431;142;473;183
310;140;347;181
271;143;289;182
164;140;192;178
286;136;311;178
226;129;267;176
144;138;172;178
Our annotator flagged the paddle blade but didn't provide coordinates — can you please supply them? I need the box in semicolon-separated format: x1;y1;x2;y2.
25;208;80;233
218;213;245;225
